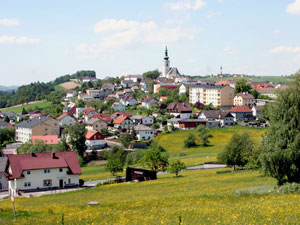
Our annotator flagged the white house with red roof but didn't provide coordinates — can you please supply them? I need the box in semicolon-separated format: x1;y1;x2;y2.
142;97;157;109
6;151;82;193
229;106;254;121
56;113;76;126
113;116;134;130
83;108;97;122
64;90;77;101
85;130;106;150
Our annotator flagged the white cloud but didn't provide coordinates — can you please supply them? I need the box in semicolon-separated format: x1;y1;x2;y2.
223;47;233;54
286;0;300;15
271;46;300;53
207;11;222;19
0;35;40;44
0;18;20;26
273;29;280;35
76;19;200;58
165;0;206;11
217;0;224;2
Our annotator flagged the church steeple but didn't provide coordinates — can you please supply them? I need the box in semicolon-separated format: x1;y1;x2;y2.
162;46;170;77
164;46;169;60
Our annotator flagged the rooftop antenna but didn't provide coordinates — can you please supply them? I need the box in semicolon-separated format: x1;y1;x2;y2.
220;66;223;80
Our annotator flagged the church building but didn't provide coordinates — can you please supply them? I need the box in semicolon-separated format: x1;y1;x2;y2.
161;47;181;79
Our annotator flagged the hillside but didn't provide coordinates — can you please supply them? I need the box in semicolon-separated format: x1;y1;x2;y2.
1;169;299;224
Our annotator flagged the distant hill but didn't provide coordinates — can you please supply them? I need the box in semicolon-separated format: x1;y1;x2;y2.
0;85;18;92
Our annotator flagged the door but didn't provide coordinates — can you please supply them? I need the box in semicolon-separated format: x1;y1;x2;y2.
59;179;63;188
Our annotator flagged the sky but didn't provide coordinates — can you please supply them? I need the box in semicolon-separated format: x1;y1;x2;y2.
1;0;300;86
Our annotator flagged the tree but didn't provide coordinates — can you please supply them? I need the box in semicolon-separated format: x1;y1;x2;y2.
184;134;197;148
142;70;160;80
101;128;109;137
197;125;212;146
120;133;133;148
169;160;186;177
4;116;9;123
21;107;27;115
64;124;86;157
260;72;300;185
218;132;254;170
143;143;169;172
106;146;127;176
76;99;85;108
235;78;252;94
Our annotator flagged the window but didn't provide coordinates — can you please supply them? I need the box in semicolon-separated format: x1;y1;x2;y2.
68;179;71;184
43;179;52;187
24;182;31;187
27;170;30;175
59;168;63;172
44;169;50;173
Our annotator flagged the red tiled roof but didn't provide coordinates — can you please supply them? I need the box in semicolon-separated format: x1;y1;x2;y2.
230;106;252;113
32;135;59;145
8;151;82;179
216;81;231;85
85;130;104;140
160;96;168;100
111;112;133;118
143;97;156;103
56;112;69;121
113;116;128;124
83;108;95;115
167;102;192;113
91;113;111;122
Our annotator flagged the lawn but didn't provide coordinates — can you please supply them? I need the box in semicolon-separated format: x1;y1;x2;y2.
80;164;124;181
0;101;52;114
0;169;299;224
155;126;265;166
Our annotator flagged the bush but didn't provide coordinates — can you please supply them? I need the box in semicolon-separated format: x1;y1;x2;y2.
184;134;197;148
79;179;84;187
275;183;300;194
178;152;187;157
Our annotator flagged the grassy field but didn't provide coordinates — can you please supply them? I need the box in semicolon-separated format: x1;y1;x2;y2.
0;101;51;114
80;164;123;181
1;169;299;224
155;126;265;166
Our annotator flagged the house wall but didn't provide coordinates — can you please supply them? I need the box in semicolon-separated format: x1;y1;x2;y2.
120;119;134;130
86;120;107;132
16;127;32;143
9;167;79;192
85;139;107;150
0;172;8;190
32;119;59;137
60;116;76;126
220;86;234;107
136;130;154;141
142;117;154;125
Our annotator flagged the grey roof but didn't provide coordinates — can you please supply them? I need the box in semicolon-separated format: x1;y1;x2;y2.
0;157;8;172
16;116;51;129
167;67;181;76
189;83;230;89
122;80;134;84
131;115;144;120
167;118;181;123
0;121;10;128
86;118;100;125
200;110;233;119
134;124;153;131
102;83;114;90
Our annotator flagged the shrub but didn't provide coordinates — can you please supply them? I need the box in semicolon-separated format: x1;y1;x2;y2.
79;179;85;187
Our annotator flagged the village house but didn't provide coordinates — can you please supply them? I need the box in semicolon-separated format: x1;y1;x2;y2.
178;119;206;130
77;92;93;101
167;118;181;129
63;103;77;117
229;106;254;121
91;113;112;124
82;108;97;122
0;121;13;129
111;102;126;112
234;92;256;107
142;97;157;109
120;95;138;106
153;83;179;94
121;80;135;88
16;116;59;143
85;118;107;133
7;151;82;193
64;90;77;101
134;124;154;141
167;102;193;119
85;130;106;150
81;76;98;83
124;74;143;83
198;110;235;127
131;115;154;126
75;107;88;118
252;105;262;119
113;116;134;130
56;113;76;126
189;83;234;107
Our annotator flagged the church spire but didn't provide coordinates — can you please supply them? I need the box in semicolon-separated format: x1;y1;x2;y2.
164;46;169;60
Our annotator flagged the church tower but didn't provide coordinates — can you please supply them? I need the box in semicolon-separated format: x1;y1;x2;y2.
162;46;170;77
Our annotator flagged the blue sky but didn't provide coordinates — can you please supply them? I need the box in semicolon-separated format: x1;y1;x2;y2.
1;0;300;86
